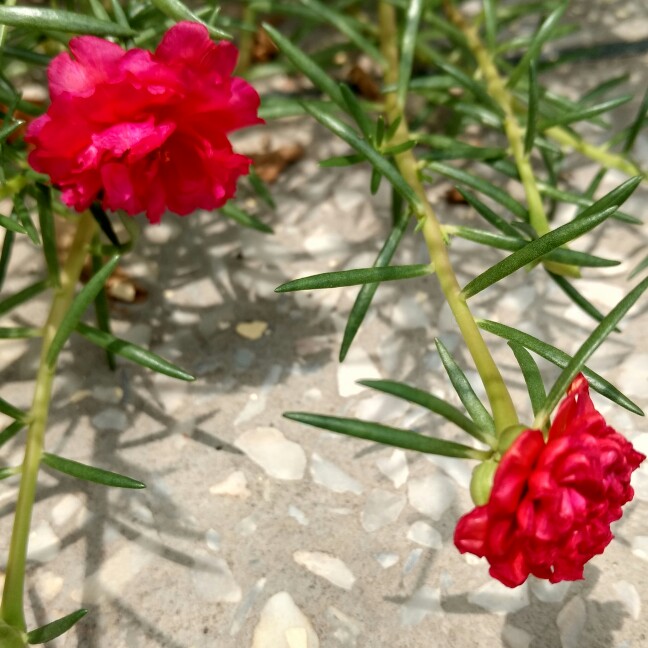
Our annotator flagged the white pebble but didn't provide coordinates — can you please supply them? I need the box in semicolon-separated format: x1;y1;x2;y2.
399;585;441;626
310;453;362;495
209;471;251;498
293;551;356;590
613;581;641;620
251;592;319;648
303;230;349;256
374;553;399;569
361;490;406;532
557;596;586;648
235;427;306;480
192;554;241;603
631;536;648;561
529;578;570;603
406;521;442;549
33;570;64;602
327;606;363;647
407;474;456;520
91;407;128;431
502;624;532;648
237;514;258;537
425;455;474;490
468;581;530;615
337;346;381;397
354;394;409;423
50;494;87;528
402;548;423;575
28;521;60;563
376;450;409;488
391;295;429;330
205;528;221;552
288;505;309;526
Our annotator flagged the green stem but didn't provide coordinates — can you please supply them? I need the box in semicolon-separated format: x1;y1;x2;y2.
443;1;578;278
1;212;96;632
546;126;647;179
377;2;518;435
236;2;256;75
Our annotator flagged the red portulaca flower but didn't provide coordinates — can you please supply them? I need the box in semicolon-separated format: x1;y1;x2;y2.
454;374;645;588
26;22;262;224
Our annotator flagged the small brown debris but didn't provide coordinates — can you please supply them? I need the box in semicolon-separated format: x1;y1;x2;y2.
250;142;305;184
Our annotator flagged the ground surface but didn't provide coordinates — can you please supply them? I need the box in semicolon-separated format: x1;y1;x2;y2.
1;2;648;647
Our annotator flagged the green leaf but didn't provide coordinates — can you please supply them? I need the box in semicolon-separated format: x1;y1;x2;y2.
0;228;15;292
35;185;60;286
524;59;539;154
370;167;382;194
248;166;276;209
537;276;648;426
457;189;521;238
76;322;195;381
283;412;488;459
339;84;374;141
276;264;431;293
462;207;617;298
0;120;23;142
398;0;424;107
548;271;618;328
450;226;619;268
0;279;50;318
382;140;417;156
88;0;110;20
425;52;503;117
27;609;88;644
629;253;648;279
435;338;496;438
299;0;385;66
483;0;497;50
0;466;19;480
301;102;422;211
622;87;648;153
580;73;630;104
0;6;134;36
150;0;230;39
46;256;120;369
0;420;24;447
0;396;25;421
573;175;642;220
478;319;643;415
220;203;273;234
358;379;485;440
507;2;569;88
541;95;633;129
425;162;528;219
319;154;364;168
0;326;40;338
90;250;116;370
537;182;641;225
13;194;40;246
109;0;130;29
340;198;409;361
508;342;546;417
42;453;145;489
262;23;345;108
0;214;27;235
416;135;505;162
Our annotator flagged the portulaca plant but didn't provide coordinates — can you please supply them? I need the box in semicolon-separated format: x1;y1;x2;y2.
0;0;646;644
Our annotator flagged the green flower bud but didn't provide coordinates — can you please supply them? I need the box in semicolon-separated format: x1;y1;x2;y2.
470;459;499;506
497;424;529;454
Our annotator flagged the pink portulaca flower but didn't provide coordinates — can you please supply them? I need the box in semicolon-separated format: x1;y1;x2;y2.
26;22;263;224
454;374;645;588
